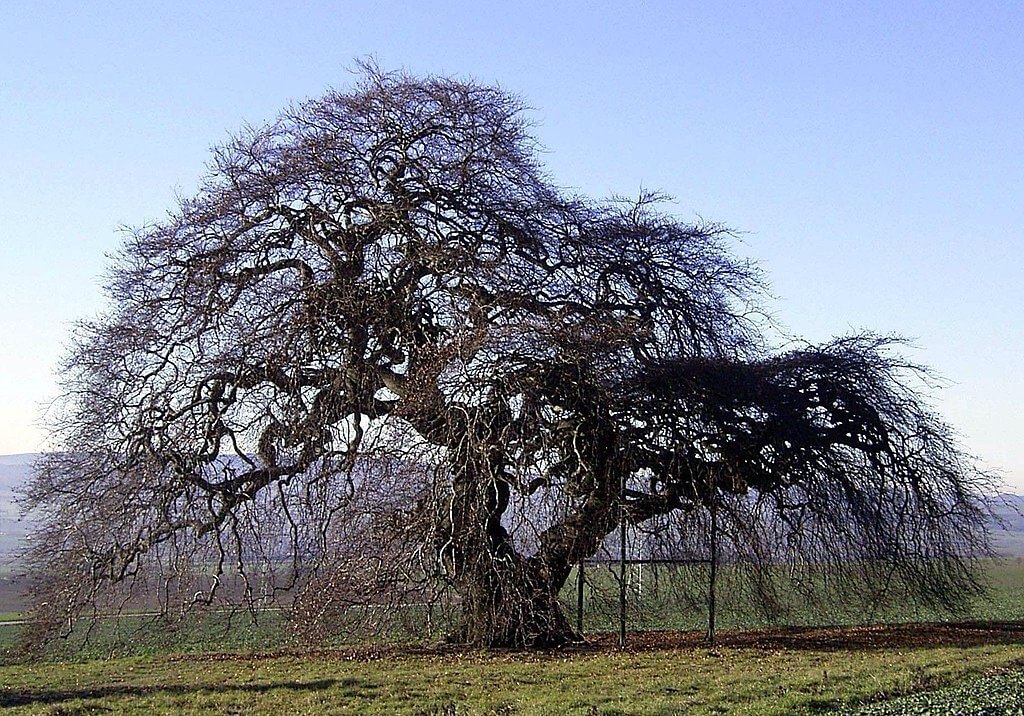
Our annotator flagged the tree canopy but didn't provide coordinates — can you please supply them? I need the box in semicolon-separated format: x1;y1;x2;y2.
24;67;994;648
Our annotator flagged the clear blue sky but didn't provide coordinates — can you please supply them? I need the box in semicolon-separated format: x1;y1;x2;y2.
1;1;1021;486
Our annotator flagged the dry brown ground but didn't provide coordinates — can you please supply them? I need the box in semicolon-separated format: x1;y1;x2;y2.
162;620;1024;663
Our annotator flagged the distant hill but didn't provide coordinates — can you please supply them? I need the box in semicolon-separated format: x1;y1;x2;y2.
1;454;1023;559
0;456;33;561
990;493;1024;557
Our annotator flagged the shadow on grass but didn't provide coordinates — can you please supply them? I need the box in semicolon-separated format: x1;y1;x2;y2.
582;620;1024;654
129;619;1024;660
0;677;356;708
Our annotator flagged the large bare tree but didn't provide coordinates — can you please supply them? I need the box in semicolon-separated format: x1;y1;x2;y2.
24;67;994;648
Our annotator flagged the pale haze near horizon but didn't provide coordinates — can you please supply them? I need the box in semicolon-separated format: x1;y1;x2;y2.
1;2;1021;487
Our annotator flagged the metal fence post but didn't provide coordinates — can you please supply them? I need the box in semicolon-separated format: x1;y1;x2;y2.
576;561;585;635
619;471;627;649
707;496;718;645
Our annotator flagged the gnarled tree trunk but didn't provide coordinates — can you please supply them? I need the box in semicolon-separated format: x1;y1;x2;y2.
443;453;583;647
442;434;625;646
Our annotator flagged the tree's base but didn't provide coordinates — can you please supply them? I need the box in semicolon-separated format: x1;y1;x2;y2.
445;628;583;649
450;600;581;649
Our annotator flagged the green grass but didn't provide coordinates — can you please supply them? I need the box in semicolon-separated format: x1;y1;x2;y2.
847;669;1024;715
0;609;297;661
1;632;1022;714
564;558;1024;634
2;559;1022;650
0;559;1023;713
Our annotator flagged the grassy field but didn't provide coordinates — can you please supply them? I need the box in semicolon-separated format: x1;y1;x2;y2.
1;624;1023;714
1;560;1023;713
572;558;1024;634
851;668;1024;715
3;559;1023;659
